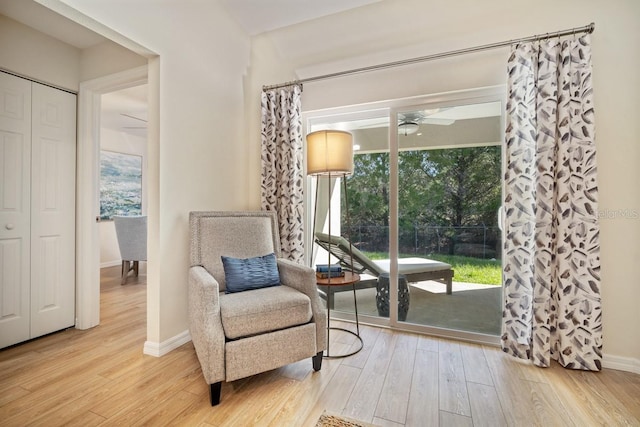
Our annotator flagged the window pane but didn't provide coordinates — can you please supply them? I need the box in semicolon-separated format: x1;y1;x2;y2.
309;111;390;321
396;102;503;334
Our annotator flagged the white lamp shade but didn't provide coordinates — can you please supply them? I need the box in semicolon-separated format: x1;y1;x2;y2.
306;130;354;176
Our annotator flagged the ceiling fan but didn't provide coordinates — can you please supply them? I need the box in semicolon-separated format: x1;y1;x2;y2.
397;110;454;136
355;108;455;135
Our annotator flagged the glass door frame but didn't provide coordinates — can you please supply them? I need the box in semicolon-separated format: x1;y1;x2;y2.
304;85;506;346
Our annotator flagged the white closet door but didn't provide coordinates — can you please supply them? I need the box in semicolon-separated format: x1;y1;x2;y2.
0;73;32;348
30;83;76;338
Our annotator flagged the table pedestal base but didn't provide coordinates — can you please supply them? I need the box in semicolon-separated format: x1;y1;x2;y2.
376;273;410;321
324;327;363;358
318;272;363;359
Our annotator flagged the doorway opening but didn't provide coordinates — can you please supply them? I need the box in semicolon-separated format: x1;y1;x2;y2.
76;66;149;330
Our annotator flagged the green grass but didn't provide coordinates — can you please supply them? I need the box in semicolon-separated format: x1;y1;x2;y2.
364;252;502;285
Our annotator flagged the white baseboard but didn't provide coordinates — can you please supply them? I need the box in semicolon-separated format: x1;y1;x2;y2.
143;330;191;357
603;353;640;374
100;260;121;268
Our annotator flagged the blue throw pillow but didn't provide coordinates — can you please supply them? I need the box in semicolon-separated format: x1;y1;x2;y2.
221;253;280;293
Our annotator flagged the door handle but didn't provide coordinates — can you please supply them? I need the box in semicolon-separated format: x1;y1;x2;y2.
5;223;14;230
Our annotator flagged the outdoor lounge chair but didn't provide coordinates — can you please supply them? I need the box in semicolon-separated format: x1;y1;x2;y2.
314;232;454;305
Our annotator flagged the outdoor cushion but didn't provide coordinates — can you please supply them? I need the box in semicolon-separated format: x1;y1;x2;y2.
220;285;312;340
373;258;452;275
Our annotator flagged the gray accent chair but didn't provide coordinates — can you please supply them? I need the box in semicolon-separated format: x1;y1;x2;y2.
189;211;327;406
113;215;147;285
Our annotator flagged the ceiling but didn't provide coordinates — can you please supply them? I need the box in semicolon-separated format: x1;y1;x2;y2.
0;0;382;43
308;101;503;153
219;0;381;36
1;0;381;135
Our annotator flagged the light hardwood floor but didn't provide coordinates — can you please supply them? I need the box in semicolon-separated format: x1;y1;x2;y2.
1;266;638;426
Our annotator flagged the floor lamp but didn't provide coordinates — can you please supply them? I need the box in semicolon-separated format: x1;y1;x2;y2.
306;129;362;357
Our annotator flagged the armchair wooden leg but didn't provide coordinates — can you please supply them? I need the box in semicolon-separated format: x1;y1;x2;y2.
121;260;141;285
312;351;323;371
210;382;222;406
121;261;130;285
133;260;139;277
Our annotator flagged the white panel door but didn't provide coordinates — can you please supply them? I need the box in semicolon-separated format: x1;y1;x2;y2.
0;73;32;348
30;83;76;338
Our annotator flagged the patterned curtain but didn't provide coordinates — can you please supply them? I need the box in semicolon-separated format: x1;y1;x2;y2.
261;85;305;263
502;35;602;371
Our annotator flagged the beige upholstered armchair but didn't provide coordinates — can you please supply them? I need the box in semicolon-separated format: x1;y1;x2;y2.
188;211;327;406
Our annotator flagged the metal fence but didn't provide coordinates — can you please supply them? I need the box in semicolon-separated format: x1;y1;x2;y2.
343;224;502;260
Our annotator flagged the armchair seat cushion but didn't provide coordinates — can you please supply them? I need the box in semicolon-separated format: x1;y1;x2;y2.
220;285;313;340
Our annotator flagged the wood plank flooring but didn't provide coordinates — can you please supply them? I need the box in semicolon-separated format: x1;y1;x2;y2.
1;266;638;426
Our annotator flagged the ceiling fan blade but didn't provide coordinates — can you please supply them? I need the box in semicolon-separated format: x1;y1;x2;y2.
421;118;455;126
120;113;148;123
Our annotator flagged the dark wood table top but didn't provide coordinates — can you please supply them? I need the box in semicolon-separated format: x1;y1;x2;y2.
316;271;360;286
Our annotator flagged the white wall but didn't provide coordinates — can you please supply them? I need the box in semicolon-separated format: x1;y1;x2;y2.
100;221;120;267
0;14;80;90
55;0;252;345
99;128;148;267
0;14;147;91
248;0;640;369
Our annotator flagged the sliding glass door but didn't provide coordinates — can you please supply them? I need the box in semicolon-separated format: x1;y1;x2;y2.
305;88;504;342
307;109;391;323
395;101;503;336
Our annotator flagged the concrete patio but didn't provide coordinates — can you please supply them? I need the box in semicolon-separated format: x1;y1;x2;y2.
330;280;503;336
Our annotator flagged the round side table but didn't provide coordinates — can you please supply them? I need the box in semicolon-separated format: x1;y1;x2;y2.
316;272;364;358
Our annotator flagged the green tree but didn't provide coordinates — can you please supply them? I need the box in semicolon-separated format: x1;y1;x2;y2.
343;146;501;254
343;152;390;227
417;146;501;228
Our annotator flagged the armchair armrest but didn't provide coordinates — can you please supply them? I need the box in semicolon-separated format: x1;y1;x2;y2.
188;266;225;384
277;258;327;352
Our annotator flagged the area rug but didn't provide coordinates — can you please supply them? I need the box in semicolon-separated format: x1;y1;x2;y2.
315;411;378;427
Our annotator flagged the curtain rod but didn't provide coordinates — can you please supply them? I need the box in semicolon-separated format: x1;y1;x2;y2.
262;22;595;92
